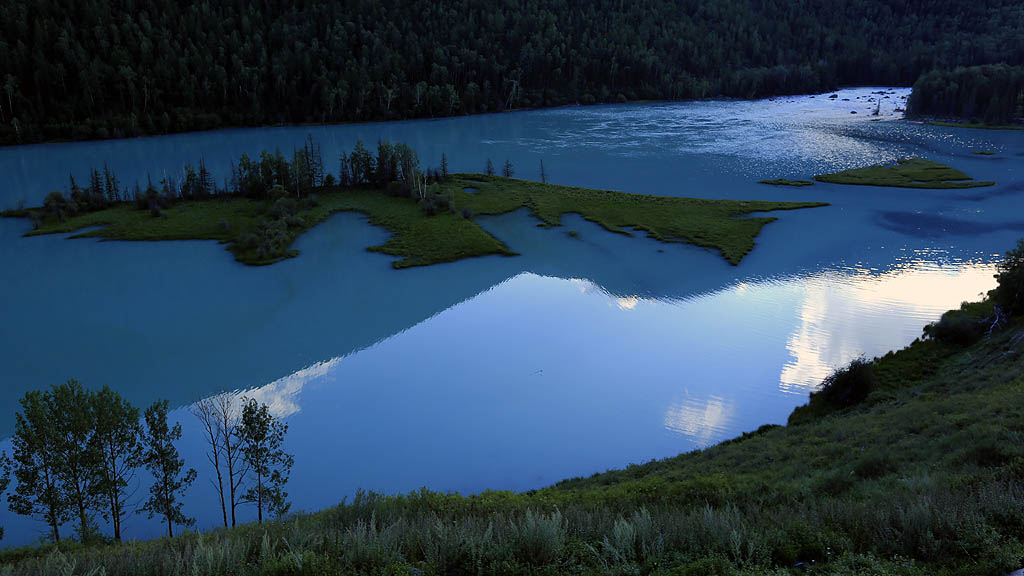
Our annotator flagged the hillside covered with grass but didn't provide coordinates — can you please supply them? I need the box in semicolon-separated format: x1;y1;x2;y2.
3;248;1022;575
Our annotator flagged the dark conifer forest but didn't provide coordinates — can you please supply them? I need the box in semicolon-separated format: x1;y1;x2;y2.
907;65;1024;125
1;0;1023;144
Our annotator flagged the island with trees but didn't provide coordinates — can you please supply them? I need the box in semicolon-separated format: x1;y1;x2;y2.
1;139;828;267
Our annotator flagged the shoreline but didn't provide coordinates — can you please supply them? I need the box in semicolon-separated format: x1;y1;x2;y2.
0;85;911;150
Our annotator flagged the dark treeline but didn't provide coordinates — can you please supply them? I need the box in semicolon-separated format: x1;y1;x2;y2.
906;64;1024;125
1;381;292;545
22;137;470;261
2;0;1024;144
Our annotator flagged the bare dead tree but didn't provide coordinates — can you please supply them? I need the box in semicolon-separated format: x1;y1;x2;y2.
191;397;227;528
213;394;248;527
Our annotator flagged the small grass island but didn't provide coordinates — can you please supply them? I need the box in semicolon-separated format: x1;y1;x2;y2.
2;144;827;268
758;179;815;187
813;158;995;189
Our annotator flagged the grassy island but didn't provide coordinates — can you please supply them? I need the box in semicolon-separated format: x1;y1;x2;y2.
3;174;826;268
3;244;1023;575
758;179;815;187
813;158;996;189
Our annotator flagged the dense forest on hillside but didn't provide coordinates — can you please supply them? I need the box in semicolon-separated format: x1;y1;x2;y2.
2;0;1023;144
906;64;1024;125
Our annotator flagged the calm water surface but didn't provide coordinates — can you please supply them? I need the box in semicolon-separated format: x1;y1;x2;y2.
1;87;1022;545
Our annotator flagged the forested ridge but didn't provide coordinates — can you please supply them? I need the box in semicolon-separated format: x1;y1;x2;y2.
907;64;1024;125
1;0;1023;144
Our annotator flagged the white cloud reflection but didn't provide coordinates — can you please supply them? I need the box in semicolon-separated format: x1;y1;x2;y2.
779;258;997;393
197;357;341;419
663;394;735;445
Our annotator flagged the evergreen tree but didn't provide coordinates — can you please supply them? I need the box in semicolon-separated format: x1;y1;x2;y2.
502;159;514;178
486;158;495;177
440;153;449;181
140;400;196;538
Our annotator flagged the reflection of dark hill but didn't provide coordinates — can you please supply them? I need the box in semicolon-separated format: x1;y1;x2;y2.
878;210;1024;238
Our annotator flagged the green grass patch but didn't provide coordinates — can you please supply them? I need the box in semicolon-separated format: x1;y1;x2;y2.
758;179;815;187
6;175;827;267
971;150;996;155
446;175;826;265
814;158;996;189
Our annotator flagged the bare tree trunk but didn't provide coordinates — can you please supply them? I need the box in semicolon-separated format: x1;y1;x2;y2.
193;398;228;528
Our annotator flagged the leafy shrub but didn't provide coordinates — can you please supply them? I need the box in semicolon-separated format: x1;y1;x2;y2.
854;451;897;479
992;238;1024;316
770;520;830;566
815;470;855;496
817;358;878;407
958;440;1018;468
268;198;297;219
924;312;983;346
385;181;407;197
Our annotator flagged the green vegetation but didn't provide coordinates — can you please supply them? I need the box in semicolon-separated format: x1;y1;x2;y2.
5;384;291;546
9;177;825;268
972;150;997;155
3;1;1024;144
3;246;1024;574
907;65;1024;126
813;158;996;189
758;179;815;187
139;401;197;539
3;141;826;267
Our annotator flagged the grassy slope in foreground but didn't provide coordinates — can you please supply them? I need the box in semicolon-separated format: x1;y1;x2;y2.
5;175;827;267
814;158;996;189
2;302;1021;575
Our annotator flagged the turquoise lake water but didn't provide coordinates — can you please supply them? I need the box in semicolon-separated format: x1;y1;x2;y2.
1;87;1022;545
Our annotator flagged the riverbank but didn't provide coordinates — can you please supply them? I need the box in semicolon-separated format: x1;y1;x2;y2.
2;293;1020;575
1;175;827;267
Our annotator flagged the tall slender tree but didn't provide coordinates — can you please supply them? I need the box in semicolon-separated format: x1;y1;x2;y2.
0;452;10;541
140;400;196;538
49;380;101;542
192;396;226;528
216;395;248;528
238;398;293;524
91;386;143;542
9;390;70;543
